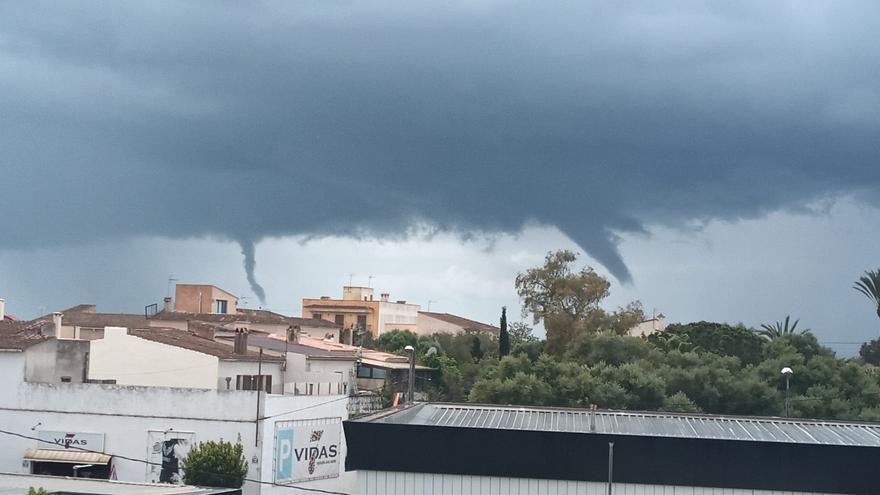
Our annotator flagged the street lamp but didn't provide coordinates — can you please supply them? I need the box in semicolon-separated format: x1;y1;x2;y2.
781;366;793;417
404;345;415;405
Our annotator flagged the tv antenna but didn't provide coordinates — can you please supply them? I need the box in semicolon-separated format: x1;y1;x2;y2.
367;275;374;288
427;300;437;311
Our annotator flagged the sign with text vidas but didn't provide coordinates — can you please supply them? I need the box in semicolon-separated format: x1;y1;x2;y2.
37;430;106;452
274;418;341;483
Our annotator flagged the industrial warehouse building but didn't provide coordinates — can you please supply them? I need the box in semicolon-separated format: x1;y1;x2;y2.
344;403;880;495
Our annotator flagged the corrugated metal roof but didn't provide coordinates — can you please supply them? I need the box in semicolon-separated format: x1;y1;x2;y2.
370;403;880;447
24;448;111;464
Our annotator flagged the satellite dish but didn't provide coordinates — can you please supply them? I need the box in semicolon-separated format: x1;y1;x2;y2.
426;346;438;356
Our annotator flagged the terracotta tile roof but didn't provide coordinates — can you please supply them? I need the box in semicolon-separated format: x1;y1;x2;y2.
245;334;359;360
150;309;341;328
0;322;50;351
63;312;150;329
419;311;499;333
129;328;284;362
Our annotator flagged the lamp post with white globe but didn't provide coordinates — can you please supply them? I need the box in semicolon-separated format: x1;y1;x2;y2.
781;367;793;417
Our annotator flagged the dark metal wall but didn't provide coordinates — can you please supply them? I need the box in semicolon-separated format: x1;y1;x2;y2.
344;421;878;494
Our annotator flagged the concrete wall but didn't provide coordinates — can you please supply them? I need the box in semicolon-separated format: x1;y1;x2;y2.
355;471;844;495
217;360;284;394
88;327;219;389
283;354;356;395
24;340;89;383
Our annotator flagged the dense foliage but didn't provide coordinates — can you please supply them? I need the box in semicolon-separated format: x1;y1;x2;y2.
363;252;880;421
181;440;248;488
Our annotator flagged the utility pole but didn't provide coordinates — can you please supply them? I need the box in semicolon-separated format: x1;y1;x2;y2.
405;345;415;404
255;348;263;447
607;442;614;495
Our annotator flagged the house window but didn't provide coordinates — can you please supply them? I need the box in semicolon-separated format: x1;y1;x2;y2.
235;374;272;392
312;313;322;320
356;315;367;329
334;314;345;326
60;376;72;383
215;299;228;314
356;366;386;379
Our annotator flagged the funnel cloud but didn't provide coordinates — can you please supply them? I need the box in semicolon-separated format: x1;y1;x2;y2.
239;240;266;305
1;2;880;287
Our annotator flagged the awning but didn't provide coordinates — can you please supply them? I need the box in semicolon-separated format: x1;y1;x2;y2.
25;448;111;464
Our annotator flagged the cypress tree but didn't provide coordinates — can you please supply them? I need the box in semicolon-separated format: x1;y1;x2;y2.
499;306;510;357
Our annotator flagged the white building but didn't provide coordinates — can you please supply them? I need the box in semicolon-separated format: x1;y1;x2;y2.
416;311;498;336
88;327;285;392
0;331;356;495
628;313;667;337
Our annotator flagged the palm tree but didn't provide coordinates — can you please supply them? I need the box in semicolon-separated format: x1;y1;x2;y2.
854;269;880;320
758;316;809;340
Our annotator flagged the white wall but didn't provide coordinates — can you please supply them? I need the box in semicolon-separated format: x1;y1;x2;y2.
217;360;284;394
356;471;846;495
88;327;219;389
0;360;356;495
416;313;465;335
283;355;356;395
0;352;25;386
628;318;667;338
0;382;263;495
260;394;356;495
378;302;420;334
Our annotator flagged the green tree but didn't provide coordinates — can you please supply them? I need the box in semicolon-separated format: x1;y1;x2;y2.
661;391;703;413
27;488;50;495
508;321;537;347
498;306;510;358
470;336;485;361
860;338;880;365
652;321;764;365
854;269;880;320
372;329;419;354
181;440;248;488
758;316;809;341
515;250;642;355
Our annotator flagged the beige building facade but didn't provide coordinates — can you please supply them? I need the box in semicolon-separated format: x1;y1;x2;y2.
302;286;419;340
173;284;238;314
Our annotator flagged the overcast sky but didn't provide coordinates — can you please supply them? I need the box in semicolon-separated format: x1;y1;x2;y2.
1;1;879;353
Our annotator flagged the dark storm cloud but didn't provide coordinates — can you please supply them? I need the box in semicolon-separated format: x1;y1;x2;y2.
2;1;880;294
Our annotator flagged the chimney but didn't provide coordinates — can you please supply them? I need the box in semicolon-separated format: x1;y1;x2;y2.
380;293;389;302
0;298;5;320
163;297;174;312
287;325;301;343
234;327;249;355
52;312;63;337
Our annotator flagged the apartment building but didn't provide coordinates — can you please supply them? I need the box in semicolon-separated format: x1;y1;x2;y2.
302;286;419;341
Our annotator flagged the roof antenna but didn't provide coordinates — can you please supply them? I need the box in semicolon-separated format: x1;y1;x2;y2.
349;273;355;286
367;275;374;288
427;300;437;312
